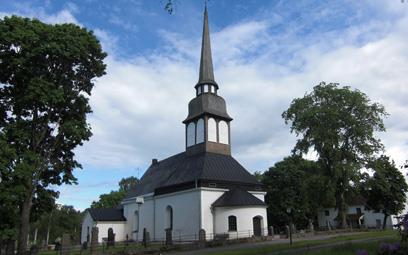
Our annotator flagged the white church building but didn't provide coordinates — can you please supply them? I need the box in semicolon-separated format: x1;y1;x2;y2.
81;7;268;243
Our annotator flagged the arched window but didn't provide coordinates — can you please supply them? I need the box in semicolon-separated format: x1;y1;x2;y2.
228;215;237;231
134;211;139;232
219;121;229;144
187;122;195;147
166;206;173;230
196;118;204;144
208;118;217;142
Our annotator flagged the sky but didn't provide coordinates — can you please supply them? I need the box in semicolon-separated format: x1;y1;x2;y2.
1;0;408;211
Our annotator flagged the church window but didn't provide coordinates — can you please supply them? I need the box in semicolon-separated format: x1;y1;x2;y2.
228;215;237;231
134;211;139;232
196;118;204;143
204;84;209;93
209;85;213;93
187;122;195;147
219;121;229;144
325;210;330;216
208;118;217;142
208;183;217;188
166;206;173;230
198;86;202;95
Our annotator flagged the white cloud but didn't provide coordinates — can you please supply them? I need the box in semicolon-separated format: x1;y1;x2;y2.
74;1;408;177
0;6;79;25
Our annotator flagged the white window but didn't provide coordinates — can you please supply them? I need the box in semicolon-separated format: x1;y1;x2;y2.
187;122;195;147
197;86;202;95
196;118;204;144
208;118;217;142
204;85;209;93
209;85;213;93
219;121;229;144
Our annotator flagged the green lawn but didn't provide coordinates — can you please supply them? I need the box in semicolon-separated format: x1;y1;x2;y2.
38;230;399;255
203;230;399;255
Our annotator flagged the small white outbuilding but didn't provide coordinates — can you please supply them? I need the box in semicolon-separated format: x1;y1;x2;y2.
81;208;127;244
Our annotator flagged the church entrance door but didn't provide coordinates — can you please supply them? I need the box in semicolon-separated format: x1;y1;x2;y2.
253;216;262;236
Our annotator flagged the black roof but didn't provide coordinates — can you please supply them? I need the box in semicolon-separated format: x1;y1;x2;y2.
125;152;261;199
184;93;232;123
88;208;126;221
212;188;266;207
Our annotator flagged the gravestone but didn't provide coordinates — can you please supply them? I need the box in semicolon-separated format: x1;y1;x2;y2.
165;228;172;245
142;228;150;248
198;229;206;247
91;227;99;255
107;228;115;248
308;219;314;233
60;234;71;255
285;225;290;238
5;240;15;255
29;244;39;255
269;226;274;237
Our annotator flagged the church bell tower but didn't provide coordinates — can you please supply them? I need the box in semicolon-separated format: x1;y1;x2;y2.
183;7;233;156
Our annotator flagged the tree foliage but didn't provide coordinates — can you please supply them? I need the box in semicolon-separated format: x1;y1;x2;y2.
262;156;332;228
282;82;387;228
31;204;83;245
0;15;106;253
91;177;139;209
364;155;408;229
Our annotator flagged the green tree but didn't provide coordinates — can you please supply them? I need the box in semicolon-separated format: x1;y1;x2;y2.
91;177;139;208
282;82;387;228
365;155;408;229
262;156;330;228
119;176;139;192
0;16;106;253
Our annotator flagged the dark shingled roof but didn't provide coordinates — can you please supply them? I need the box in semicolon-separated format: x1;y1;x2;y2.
125;152;261;199
88;208;126;221
196;6;218;89
184;93;232;123
212;188;266;207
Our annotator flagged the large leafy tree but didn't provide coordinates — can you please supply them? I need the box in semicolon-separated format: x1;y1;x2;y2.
282;82;387;228
364;155;408;229
0;16;106;253
91;176;139;209
262;156;332;228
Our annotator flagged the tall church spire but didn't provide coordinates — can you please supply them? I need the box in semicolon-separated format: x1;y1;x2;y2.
196;6;218;89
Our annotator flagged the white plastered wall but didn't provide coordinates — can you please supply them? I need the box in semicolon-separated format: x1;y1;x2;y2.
96;222;127;243
200;188;226;235
80;212;127;243
154;189;201;241
123;194;155;241
81;212;94;244
214;206;268;238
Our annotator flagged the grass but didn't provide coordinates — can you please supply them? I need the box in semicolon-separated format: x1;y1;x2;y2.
37;230;398;255
303;238;399;255
38;242;148;255
202;230;398;255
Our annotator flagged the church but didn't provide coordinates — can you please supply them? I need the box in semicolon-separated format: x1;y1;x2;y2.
81;7;267;243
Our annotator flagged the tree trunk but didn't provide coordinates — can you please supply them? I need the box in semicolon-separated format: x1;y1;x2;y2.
17;190;33;255
382;213;388;230
336;190;347;228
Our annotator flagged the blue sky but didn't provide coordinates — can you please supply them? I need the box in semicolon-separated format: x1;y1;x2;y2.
1;0;408;210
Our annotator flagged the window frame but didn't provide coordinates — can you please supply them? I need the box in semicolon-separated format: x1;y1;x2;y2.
228;215;237;232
